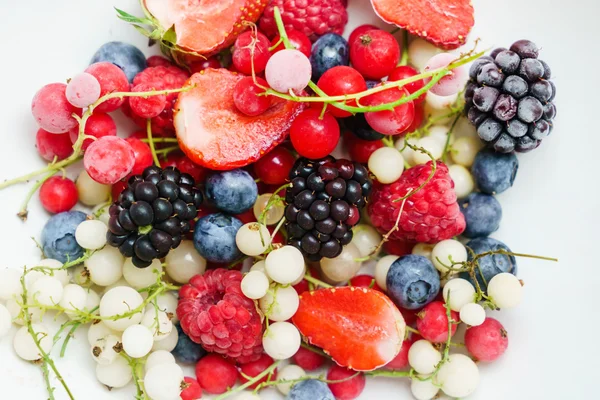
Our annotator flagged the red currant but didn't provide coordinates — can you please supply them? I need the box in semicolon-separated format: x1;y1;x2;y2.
189;56;221;74
385;338;413;369
416;301;459;343
405;102;424;133
239;353;276;389
363;87;415;135
348;24;379;47
111;180;127;200
315;66;367;118
83;136;135;185
270;229;286;246
39;176;78;214
232;31;272;75
388;65;426;103
271;29;312;57
349;275;382;291
195;354;238;394
344;132;383;164
124;137;153;176
383;239;414;256
290;109;340;159
235;209;257;225
146;55;172;68
350;30;400;80
254;145;296;185
129;83;167;119
180;377;202;400
399;307;418;326
36;129;73;162
176;156;208;183
69;112;117;150
233;77;271;116
326;365;366;400
84;62;130;113
292;346;325;371
465;318;509;362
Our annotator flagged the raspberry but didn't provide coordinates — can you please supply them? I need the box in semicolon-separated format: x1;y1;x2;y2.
368;162;465;243
177;268;264;364
259;0;348;41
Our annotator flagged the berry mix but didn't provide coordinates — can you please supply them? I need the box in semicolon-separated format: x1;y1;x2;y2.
0;1;558;400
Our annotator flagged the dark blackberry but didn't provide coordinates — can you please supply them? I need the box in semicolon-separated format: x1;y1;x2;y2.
107;166;203;267
465;39;556;153
284;157;371;261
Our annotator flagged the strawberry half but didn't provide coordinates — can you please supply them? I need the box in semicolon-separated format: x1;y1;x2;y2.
370;0;474;49
174;69;306;170
292;287;406;371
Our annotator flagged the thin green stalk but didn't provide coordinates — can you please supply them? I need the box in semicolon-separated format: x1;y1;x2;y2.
214;361;281;400
303;274;332;289
147;119;161;167
17;170;57;220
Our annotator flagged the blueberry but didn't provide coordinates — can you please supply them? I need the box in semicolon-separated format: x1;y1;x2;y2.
472;150;519;195
90;41;147;82
460;237;517;291
41;211;87;263
171;324;206;364
386;255;440;310
193;213;243;263
310;33;349;80
205;169;258;214
344;113;384;141
459;193;502;238
287;379;335;400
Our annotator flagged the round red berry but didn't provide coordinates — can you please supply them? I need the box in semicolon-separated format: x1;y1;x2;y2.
292;346;326;371
176;156;208;183
382;239;415;256
83;136;135;185
39;176;78;214
465;318;509;362
254;145;296;185
124;137;153;176
68;112;117;151
350;30;400;80
349;275;382;291
271;29;312;57
146;55;172;68
405;102;424;133
290;109;340;159
111;180;127;200
348;24;379;47
346;205;360;226
344;133;383;164
388;65;426;103
385;338;412;369
315;66;367;118
36;129;73;162
189;56;221;74
233;77;272;116
180;377;202;400
416;301;459;343
363;87;415;135
239;353;276;389
195;354;238;394
84;62;130;113
326;365;366;400
235;209;257;225
129;83;167;119
232;31;272;75
31;83;79;134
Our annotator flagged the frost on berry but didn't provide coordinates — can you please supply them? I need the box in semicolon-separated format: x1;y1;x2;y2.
31;83;78;133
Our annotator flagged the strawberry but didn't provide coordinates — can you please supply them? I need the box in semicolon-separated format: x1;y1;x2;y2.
292;287;406;371
370;0;474;49
174;69;306;170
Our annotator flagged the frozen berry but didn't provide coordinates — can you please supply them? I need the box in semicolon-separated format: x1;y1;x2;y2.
39;177;78;214
465;318;508;362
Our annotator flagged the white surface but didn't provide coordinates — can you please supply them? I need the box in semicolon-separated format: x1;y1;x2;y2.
0;0;597;399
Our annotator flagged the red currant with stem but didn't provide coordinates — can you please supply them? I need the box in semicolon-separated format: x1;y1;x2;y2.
348;24;379;47
254;145;296;185
290;109;340;159
292;346;326;371
416;301;459;343
68;112;117;150
350;30;400;80
326;365;366;400
385;338;413;369
344;132;384;164
39;176;78;214
314;66;367;118
465;318;509;362
349;275;382;291
180;377;202;400
129;83;167;119
363;87;415;135
388;65;426;103
239;353;277;389
195;354;238;394
31;83;79;134
232;31;272;75
84;62;129;113
233;76;272;116
83;136;135;185
36;129;73;162
271;29;312;57
189;56;221;74
124;137;153;176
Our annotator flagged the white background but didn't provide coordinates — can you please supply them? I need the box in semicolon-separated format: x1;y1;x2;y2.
0;0;597;399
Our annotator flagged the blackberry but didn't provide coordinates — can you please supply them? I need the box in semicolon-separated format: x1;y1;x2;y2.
285;157;372;261
107;166;203;268
465;39;556;153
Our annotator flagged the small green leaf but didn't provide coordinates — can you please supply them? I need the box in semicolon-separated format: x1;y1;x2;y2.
162;26;177;44
132;24;152;38
148;29;163;41
114;7;152;25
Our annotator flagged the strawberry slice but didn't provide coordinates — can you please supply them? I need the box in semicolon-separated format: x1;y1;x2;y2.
370;0;474;49
292;287;406;371
174;69;306;170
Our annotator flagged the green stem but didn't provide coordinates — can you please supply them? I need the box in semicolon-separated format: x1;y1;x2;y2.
366;370;411;378
40;361;56;400
214;361;281;400
303;274;332;289
17;170;57;220
300;342;329;358
147;119;161;167
442;113;461;163
140;137;179;144
406;326;419;335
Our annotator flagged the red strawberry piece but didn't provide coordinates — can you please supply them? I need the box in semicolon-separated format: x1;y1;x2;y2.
370;0;474;49
175;69;306;170
292;286;405;371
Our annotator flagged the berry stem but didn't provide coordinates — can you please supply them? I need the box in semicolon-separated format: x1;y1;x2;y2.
140;137;179;144
405;326;419;335
366;370;411;378
214;360;282;400
441;113;461;163
300;341;330;358
121;353;148;400
17;170;56;220
146;119;162;168
303;274;333;289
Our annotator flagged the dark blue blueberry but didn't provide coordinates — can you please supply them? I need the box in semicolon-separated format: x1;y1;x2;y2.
41;211;87;262
310;33;349;80
205;169;258;214
90;41;147;82
344;113;384;141
471;150;518;195
386;255;440;310
366;80;380;89
459;193;502;238
193;213;242;263
460;237;517;291
287;379;335;400
171;324;206;364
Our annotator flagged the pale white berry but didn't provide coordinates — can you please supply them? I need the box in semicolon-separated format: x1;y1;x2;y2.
145;350;176;373
77;170;111;206
368;147;404;184
59;284;87;317
141;309;173;341
408;340;442;375
413;137;444;165
412;243;434;260
276;364;306;395
85;246;124;286
6;298;42;325
434;353;479;398
428;125;451;147
443;278;476;312
35;259;70;286
259;285;299;322
99;286;144;331
395;137;417;166
411;377;440;400
123;258;163;289
250;260;272;281
155;293;179;324
236;222;272;256
451;136;482;167
88;322;120;345
321;242;362;283
454;116;478;138
96;355;132;388
152;324;179;352
425;91;458;111
408;38;442;71
122;324;154;358
91;334;120;365
30;276;63;306
165;241;206;284
91;203;111;225
263;321;301;360
431;239;467;274
375;255;399;291
487;273;523;309
351;224;382;258
75;220;108;250
72;265;91;287
0;268;23;300
265;246;305;285
254;193;285;225
144;363;184;400
448;165;475;199
103;278;129;293
459;303;486;326
241;270;270;300
84;288;101;313
13;324;52;360
0;304;12;338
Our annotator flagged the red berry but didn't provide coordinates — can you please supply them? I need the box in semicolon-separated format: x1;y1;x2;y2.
405;102;424;133
68;112;117;151
83;136;135;184
146;55;172;68
111;180;127;200
181;377;202;400
363;87;415;135
31;83;79;134
176;156;208;183
326;365;366;400
388;65;426;103
189;56;221;74
271;229;286;246
239;353;276;389
84;62;130;113
292;346;325;371
129;83;167;118
385;338;412;369
124;137;153;176
349;275;382;291
348;24;380;47
232;31;271;75
290;109;340;159
344;133;383;164
465;318;509;362
271;29;312;57
315;66;367;118
383;239;414;256
195;354;238;394
254;145;296;185
39;177;78;214
399;307;418;326
235;209;257;225
350;30;400;80
416;301;459;343
233;77;272;116
36;129;73;162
